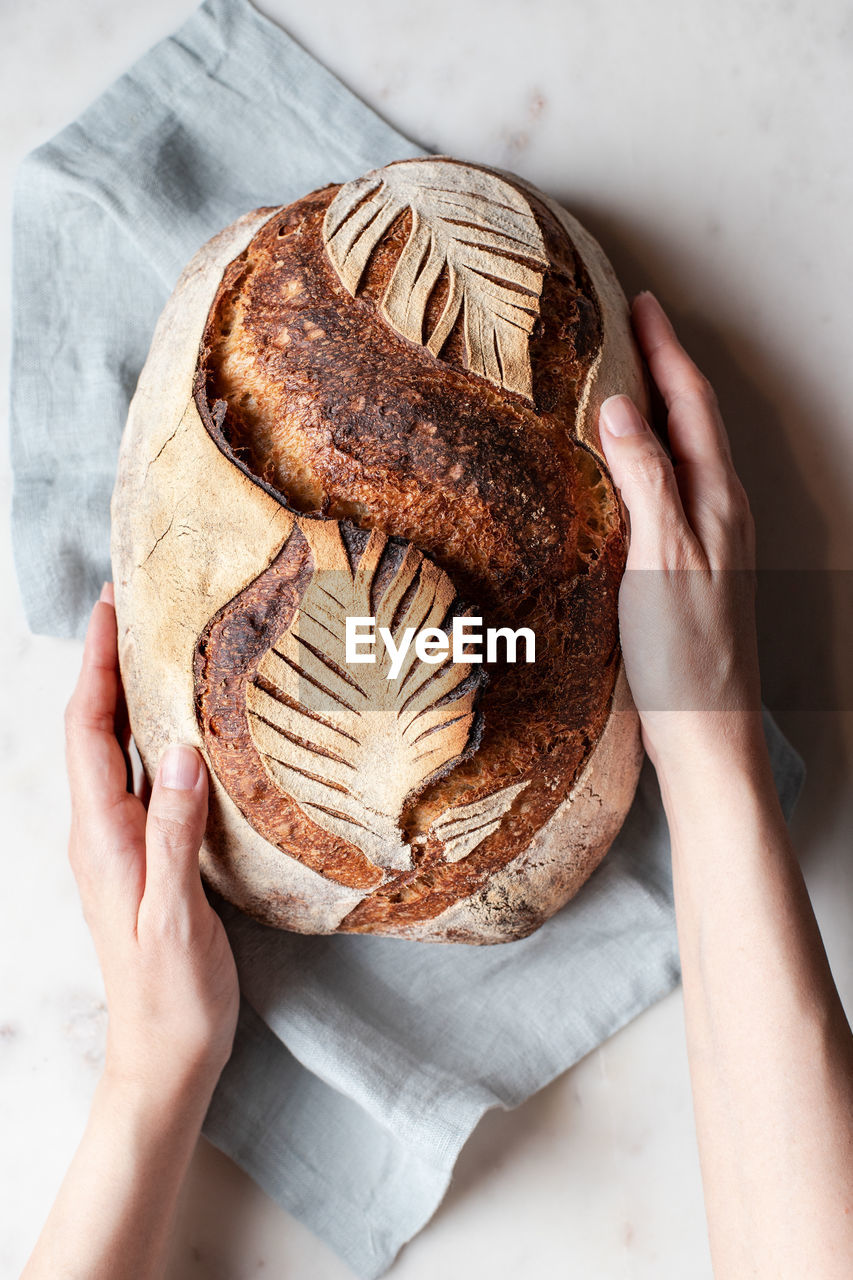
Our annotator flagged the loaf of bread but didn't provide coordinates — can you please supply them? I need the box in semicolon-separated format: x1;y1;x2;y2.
111;157;647;944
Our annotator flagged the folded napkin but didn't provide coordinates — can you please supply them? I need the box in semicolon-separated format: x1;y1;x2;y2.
9;1;806;1275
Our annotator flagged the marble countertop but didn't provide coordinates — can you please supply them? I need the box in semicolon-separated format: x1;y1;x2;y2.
1;1;851;1276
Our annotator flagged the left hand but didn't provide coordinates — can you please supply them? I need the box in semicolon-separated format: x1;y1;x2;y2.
64;583;239;1103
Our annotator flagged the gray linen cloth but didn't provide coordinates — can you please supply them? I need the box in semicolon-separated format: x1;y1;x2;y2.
9;1;806;1275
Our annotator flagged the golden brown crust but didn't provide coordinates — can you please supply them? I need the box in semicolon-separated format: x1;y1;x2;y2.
191;165;627;931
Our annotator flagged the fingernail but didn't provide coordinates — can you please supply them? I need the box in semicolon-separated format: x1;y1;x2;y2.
159;744;201;791
99;581;113;603
600;395;646;438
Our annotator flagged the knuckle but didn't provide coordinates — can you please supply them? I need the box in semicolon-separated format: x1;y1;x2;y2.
624;446;675;489
673;370;717;410
665;531;702;571
716;474;753;528
64;698;111;740
144;902;192;947
148;810;196;851
732;495;756;552
696;473;756;564
68;845;95;903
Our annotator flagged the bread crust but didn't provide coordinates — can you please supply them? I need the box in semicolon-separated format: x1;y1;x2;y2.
111;160;647;943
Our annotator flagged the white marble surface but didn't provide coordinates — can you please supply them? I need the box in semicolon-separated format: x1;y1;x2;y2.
1;1;851;1276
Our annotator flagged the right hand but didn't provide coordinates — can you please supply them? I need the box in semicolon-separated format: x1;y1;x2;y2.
597;292;764;780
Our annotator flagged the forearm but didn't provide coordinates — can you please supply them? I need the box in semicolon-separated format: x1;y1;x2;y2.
22;1068;214;1280
658;718;853;1278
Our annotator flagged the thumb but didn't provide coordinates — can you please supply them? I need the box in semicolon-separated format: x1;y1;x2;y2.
598;394;687;569
144;744;209;906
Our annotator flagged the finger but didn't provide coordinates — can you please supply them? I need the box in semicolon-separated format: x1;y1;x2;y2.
631;291;733;469
98;582;132;777
631;293;757;560
599;394;700;570
65;587;132;815
113;662;134;793
144;745;209;908
65;587;147;924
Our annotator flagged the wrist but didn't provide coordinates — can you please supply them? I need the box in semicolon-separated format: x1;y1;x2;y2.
89;1066;214;1191
100;1047;223;1132
647;708;768;788
651;712;786;846
651;711;778;817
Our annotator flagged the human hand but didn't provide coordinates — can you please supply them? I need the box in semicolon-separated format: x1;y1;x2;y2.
598;292;763;783
64;583;239;1105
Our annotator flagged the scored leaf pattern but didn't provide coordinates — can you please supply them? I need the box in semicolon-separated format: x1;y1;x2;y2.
246;521;483;872
323;159;549;402
428;779;529;863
